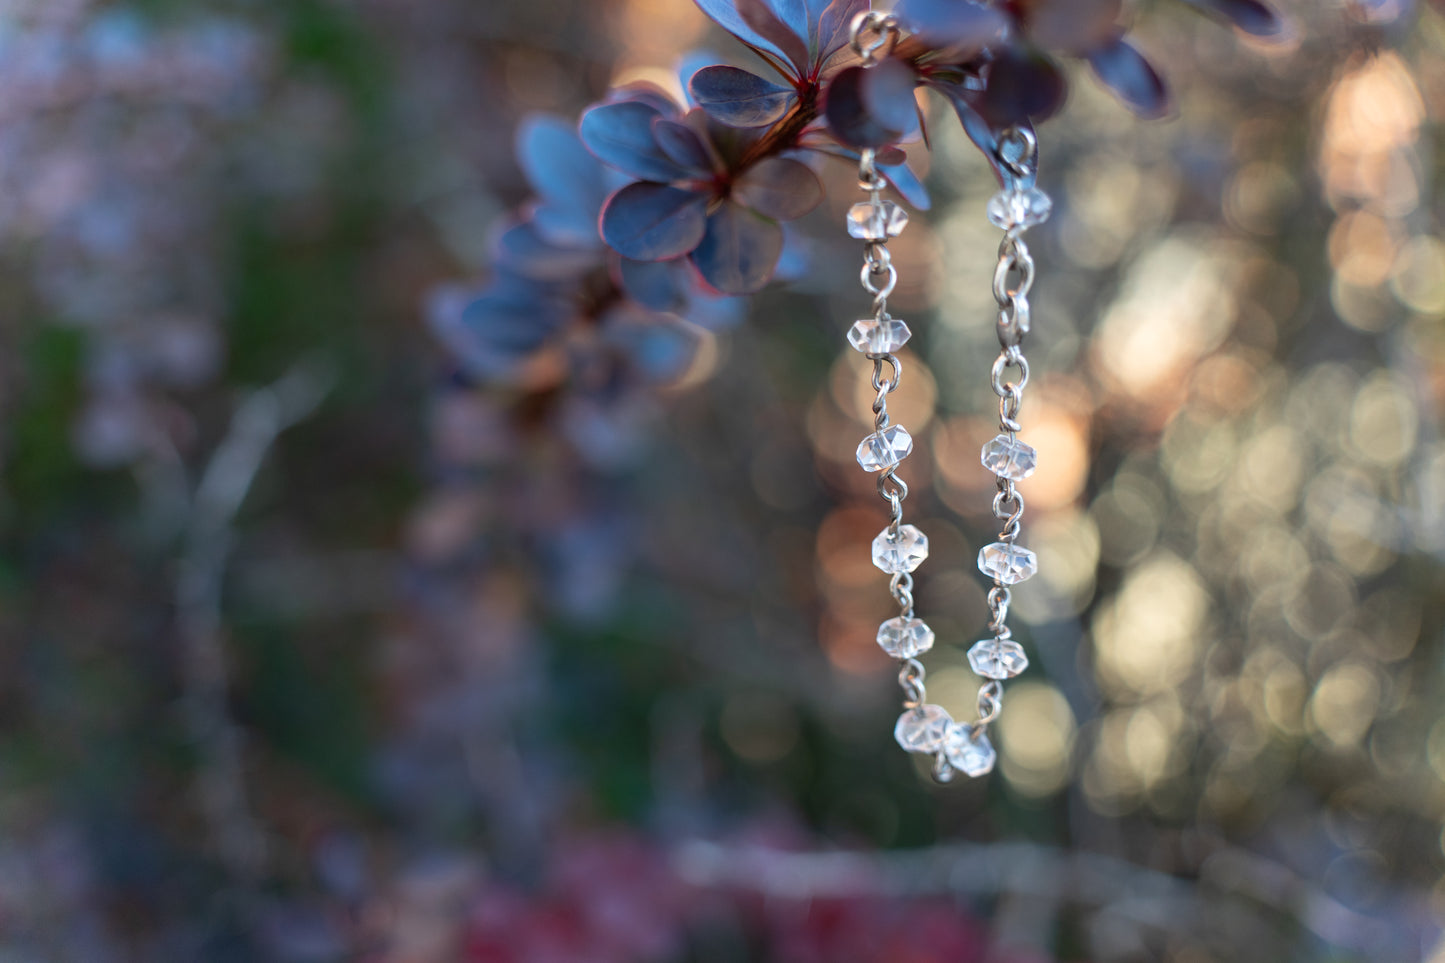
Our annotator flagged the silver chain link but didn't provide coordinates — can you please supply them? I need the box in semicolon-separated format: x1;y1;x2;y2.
971;126;1046;750
847;11;956;782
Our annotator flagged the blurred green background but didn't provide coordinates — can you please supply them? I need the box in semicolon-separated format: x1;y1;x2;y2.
0;0;1443;960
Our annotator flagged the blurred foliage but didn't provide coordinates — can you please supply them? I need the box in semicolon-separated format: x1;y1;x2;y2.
0;0;1442;962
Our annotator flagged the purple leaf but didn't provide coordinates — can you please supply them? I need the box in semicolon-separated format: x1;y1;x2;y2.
734;156;824;221
1176;0;1285;38
618;257;692;312
1087;37;1171;119
608;82;685;116
862;57;921;138
691;201;783;294
693;0;794;65
517;116;608;241
689;64;797;128
1023;0;1123;54
532;200;603;249
653;117;715;173
824;64;909;148
932;82;995;157
687;292;747;330
736;0;812;74
580;101;693;183
432;277;570;378
806;142;933;210
879;159;931;211
932;81;1021;188
982;46;1067;127
604;308;702;383
678;50;721;107
894;0;1006;48
601;183;710;261
875;145;908;166
816;0;871;66
495;218;601;279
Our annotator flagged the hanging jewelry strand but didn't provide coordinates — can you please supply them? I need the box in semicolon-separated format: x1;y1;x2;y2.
847;13;953;784
954;127;1053;776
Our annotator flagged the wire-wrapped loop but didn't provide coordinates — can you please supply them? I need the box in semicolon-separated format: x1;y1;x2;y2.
850;11;900;66
898;658;927;707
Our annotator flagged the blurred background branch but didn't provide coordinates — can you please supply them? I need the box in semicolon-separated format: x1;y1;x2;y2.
177;361;333;881
0;1;1440;962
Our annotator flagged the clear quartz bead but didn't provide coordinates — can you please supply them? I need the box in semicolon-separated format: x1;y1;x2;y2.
877;617;935;659
967;638;1028;680
944;722;996;777
856;425;913;472
847;200;909;240
980;434;1037;480
847;317;911;355
986;186;1052;231
895;704;951;753
873;524;929;574
977;542;1037;584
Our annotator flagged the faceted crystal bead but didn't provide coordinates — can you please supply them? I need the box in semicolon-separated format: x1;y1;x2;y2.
944;723;996;777
856;425;913;472
847;200;909;240
967;638;1029;680
977;542;1037;584
986;186;1052;231
980;434;1037;480
847;317;911;355
876;617;935;659
872;524;929;574
894;704;951;754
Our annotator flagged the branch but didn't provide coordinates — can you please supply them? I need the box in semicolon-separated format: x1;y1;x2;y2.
175;359;334;881
671;839;1424;955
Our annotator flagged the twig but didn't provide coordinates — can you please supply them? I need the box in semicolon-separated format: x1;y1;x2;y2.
672;839;1431;957
175;360;332;881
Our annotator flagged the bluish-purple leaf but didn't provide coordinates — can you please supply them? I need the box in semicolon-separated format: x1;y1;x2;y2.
601;182;709;261
687;293;747;330
734;156;824;221
774;222;811;281
1025;0;1123;54
805;142;933;210
861;57;921;138
894;0;1005;48
517;116;608;242
825;64;908;148
931;80;996;156
678;50;721;108
618;257;692;312
689;64;797;128
691;201;783;294
607;82;683;117
879;159;930;211
693;0;792;65
580;100;693;183
934;80;1036;188
430;277;570;378
875;144;909;167
531;202;601;248
653;117;715;173
982;46;1067;126
1088;37;1171;119
736;0;811;74
495;218;601;279
816;0;871;66
604;308;702;383
1176;0;1285;37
